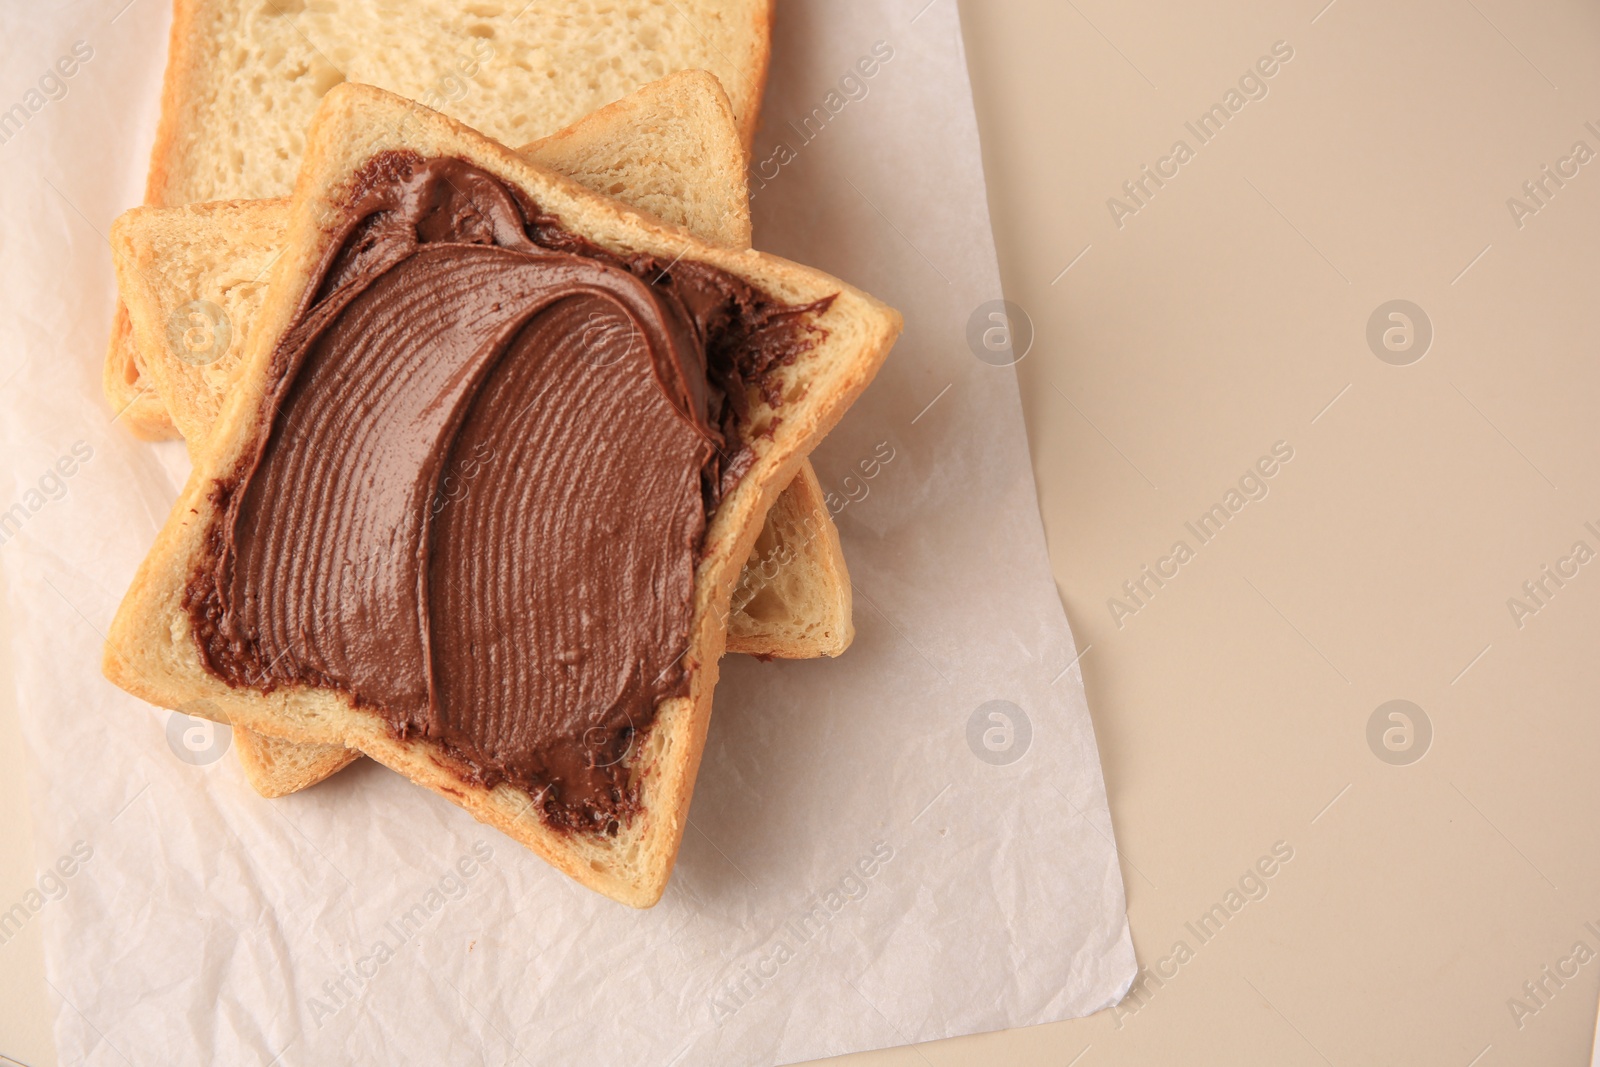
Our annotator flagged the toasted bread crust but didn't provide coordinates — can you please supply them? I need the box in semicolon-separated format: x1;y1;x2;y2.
98;0;210;439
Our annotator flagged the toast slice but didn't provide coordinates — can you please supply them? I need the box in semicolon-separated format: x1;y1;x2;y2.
103;0;775;438
104;83;900;906
114;73;852;798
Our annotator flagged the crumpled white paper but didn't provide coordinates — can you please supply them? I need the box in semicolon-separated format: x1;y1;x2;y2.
0;1;1134;1063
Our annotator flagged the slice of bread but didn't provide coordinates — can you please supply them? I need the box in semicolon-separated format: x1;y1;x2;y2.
115;73;852;798
233;732;360;800
147;0;772;205
103;0;775;439
104;83;899;905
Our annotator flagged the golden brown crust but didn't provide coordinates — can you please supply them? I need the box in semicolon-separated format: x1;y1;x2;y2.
101;310;179;441
100;0;216;437
140;0;204;209
734;0;776;149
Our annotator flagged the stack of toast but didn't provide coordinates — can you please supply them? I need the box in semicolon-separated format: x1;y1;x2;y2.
101;0;900;906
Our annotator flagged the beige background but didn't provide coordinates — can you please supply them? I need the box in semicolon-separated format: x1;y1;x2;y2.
5;0;1600;1064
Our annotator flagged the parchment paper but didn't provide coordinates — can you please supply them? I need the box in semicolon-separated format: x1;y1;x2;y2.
0;1;1134;1063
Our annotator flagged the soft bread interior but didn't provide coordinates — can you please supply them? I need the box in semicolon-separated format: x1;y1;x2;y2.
104;0;774;440
233;733;360;800
104;83;900;905
728;461;854;657
147;0;773;205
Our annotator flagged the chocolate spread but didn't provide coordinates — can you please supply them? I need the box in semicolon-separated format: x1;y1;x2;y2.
185;154;832;833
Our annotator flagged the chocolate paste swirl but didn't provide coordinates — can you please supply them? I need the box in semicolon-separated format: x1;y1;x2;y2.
186;154;831;832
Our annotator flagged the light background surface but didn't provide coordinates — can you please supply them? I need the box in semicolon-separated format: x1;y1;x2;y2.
4;0;1599;1064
